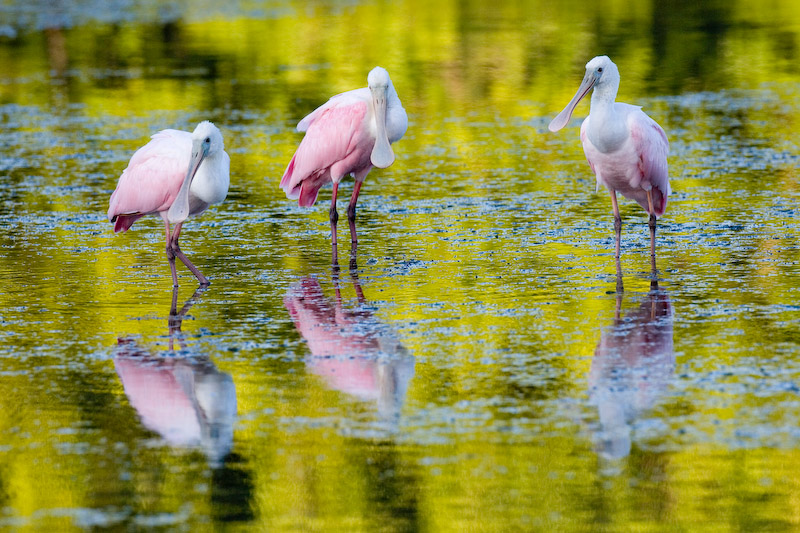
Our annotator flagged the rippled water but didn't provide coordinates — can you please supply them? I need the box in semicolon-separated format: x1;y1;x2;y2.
1;0;800;530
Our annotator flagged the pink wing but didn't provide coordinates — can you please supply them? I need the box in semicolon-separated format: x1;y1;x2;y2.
281;95;370;207
629;110;670;216
108;129;192;232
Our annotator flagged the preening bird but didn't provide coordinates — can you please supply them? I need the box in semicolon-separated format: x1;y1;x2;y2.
549;56;670;258
108;121;230;286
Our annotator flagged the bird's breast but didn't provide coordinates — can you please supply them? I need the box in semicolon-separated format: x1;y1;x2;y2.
385;106;408;144
189;153;230;208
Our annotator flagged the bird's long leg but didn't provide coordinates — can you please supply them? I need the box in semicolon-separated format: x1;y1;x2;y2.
610;190;622;259
347;181;363;245
164;218;180;287
647;190;657;259
170;222;210;286
330;181;340;246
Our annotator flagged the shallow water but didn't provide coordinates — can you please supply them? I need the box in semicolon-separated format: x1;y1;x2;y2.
1;0;800;530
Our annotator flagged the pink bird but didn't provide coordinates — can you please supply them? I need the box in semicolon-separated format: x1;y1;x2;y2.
549;56;670;259
108;121;230;286
280;66;408;245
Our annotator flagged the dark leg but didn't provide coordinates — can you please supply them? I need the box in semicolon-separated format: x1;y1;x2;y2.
164;219;180;287
610;190;622;259
649;216;657;277
646;190;658;278
347;181;363;244
330;181;340;246
647;190;657;259
170;222;209;286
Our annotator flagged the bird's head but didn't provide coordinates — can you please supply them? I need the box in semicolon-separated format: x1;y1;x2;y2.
548;55;621;132
191;121;224;159
584;56;620;93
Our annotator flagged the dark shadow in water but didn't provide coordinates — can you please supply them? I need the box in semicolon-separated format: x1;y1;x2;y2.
210;451;256;523
355;440;422;532
588;262;675;459
113;287;237;468
284;243;415;426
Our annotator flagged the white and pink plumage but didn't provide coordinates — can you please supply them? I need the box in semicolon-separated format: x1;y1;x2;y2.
108;121;230;286
549;56;670;258
280;66;408;245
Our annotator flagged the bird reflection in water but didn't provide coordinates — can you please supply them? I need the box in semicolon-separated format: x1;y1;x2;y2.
589;261;674;459
113;287;237;467
284;244;415;424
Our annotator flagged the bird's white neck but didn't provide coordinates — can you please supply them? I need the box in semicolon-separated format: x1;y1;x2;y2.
190;151;230;207
587;88;628;153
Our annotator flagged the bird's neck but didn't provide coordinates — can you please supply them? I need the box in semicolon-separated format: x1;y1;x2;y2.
587;96;628;153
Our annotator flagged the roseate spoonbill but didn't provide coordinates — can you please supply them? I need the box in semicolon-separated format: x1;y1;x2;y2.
283;266;414;422
280;66;408;245
108;121;230;287
589;271;674;459
549;56;670;258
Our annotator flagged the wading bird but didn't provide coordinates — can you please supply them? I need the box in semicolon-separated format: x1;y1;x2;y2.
280;66;408;246
549;56;670;258
108;121;230;287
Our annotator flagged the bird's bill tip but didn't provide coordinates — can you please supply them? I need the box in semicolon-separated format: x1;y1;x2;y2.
370;140;395;168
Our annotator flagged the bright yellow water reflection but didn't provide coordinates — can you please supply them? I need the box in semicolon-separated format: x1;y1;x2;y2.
0;0;799;530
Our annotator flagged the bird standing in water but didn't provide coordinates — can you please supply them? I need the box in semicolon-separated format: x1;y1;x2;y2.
549;56;670;259
280;66;408;246
108;121;230;287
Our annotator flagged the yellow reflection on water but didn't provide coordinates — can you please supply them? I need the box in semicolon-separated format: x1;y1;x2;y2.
0;0;798;530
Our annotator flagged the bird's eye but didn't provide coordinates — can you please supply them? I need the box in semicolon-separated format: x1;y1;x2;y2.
597;67;603;73
204;137;211;143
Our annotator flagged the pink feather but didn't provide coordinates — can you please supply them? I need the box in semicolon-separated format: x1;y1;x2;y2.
581;103;670;216
281;93;373;207
107;130;192;232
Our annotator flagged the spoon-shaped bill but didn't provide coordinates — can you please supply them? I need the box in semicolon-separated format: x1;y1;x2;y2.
167;140;207;224
548;70;598;132
369;85;395;168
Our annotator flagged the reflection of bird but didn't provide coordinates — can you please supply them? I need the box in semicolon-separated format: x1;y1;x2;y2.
283;264;414;422
549;56;670;259
588;277;674;459
108;121;230;286
113;288;236;467
280;67;408;246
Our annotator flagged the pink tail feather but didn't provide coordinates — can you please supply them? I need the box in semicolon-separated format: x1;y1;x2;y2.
112;214;144;233
299;181;323;207
651;188;667;217
280;156;296;190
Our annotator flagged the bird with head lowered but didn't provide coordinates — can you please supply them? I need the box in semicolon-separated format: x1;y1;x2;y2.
108;121;230;287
